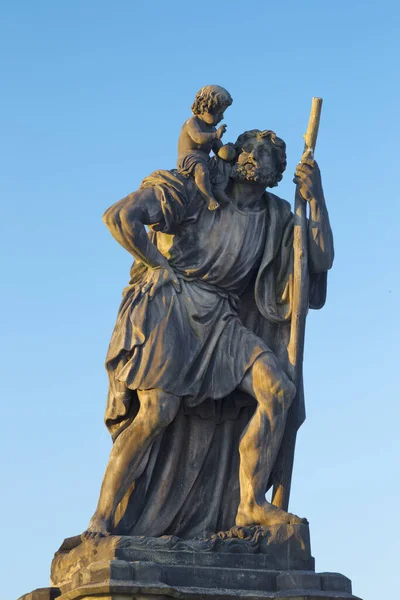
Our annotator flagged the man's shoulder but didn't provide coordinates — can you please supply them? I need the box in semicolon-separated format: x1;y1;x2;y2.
141;169;197;208
264;191;292;216
141;169;192;195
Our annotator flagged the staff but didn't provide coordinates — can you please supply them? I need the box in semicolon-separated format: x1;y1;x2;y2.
272;97;323;511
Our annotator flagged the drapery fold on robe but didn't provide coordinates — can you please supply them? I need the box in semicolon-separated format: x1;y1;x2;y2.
103;169;327;539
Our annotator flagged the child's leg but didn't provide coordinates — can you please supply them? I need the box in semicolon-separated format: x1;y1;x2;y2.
214;187;231;207
194;164;219;210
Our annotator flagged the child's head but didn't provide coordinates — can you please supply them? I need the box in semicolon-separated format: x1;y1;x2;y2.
191;85;233;124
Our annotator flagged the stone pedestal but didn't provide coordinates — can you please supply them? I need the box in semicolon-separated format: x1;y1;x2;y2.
18;525;362;600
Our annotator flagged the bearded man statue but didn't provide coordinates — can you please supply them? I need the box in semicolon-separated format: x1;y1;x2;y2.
82;129;334;540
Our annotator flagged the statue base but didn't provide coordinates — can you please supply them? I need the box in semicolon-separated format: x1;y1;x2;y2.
18;525;362;600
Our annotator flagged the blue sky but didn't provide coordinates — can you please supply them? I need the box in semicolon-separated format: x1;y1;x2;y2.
1;2;399;599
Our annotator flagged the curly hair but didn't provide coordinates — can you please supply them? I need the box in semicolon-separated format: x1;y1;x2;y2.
191;85;233;116
234;129;287;183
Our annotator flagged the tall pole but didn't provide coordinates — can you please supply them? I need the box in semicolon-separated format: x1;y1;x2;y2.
272;98;323;511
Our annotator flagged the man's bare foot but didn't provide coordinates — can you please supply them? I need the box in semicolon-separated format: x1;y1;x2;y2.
236;501;308;527
81;514;112;540
207;197;220;211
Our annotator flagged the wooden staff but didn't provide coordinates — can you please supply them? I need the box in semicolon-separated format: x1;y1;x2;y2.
272;97;323;511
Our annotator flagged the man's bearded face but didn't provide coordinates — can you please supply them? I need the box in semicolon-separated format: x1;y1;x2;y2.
231;138;280;188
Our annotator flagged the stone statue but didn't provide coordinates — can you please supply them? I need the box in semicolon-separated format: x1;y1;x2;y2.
20;90;364;600
82;112;334;540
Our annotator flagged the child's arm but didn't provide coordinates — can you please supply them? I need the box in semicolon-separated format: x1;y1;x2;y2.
212;123;228;154
186;117;219;145
212;139;223;154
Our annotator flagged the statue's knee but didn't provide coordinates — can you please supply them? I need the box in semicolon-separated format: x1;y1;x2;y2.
138;390;180;433
281;376;296;408
253;357;296;410
272;373;296;410
157;394;180;428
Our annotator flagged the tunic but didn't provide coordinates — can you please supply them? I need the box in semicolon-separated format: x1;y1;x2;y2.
106;172;272;406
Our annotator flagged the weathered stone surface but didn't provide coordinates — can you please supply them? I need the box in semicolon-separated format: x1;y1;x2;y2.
18;588;60;600
51;526;314;589
19;530;360;600
321;573;352;594
19;560;360;600
277;571;321;590
34;528;362;600
33;562;361;600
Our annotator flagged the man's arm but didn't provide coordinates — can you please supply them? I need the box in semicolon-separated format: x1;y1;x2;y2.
103;187;169;269
103;188;181;296
294;157;334;274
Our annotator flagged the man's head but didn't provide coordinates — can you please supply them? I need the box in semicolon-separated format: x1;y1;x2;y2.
191;85;233;125
231;130;287;188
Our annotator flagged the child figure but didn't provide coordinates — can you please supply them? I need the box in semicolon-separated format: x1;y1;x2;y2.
177;85;234;210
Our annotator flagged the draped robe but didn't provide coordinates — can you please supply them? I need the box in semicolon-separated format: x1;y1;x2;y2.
104;170;327;539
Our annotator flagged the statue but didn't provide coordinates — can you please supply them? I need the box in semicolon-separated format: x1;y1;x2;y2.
20;89;364;600
82;95;334;540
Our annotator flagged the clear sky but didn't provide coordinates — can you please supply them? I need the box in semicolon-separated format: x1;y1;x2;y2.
1;2;399;599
